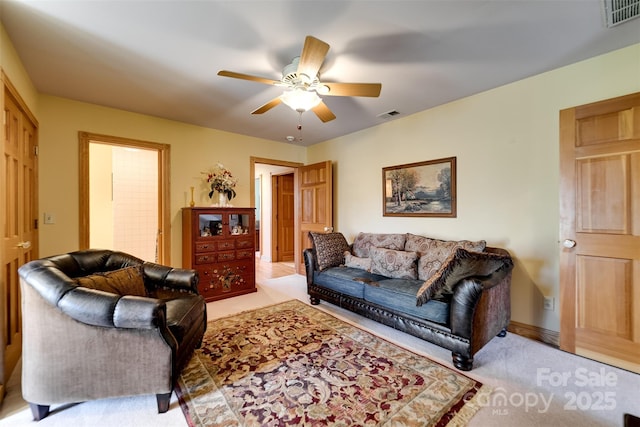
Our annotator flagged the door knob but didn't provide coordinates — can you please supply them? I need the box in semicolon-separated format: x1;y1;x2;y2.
16;241;32;249
562;239;576;248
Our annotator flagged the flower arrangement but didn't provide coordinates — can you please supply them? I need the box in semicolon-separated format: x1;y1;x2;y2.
203;163;237;201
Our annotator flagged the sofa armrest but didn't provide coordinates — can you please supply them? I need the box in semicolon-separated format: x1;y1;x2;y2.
449;279;483;339
142;262;200;294
303;248;316;286
449;269;511;341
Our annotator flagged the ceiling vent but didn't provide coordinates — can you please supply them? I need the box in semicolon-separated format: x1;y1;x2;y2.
377;110;400;120
603;0;640;27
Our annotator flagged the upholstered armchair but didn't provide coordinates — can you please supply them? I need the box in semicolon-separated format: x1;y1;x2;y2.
18;249;207;421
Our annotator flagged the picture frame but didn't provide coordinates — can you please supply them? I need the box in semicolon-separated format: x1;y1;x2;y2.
383;157;456;217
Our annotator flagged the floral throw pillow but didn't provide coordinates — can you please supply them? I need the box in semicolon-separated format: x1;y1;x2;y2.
352;233;407;258
310;232;350;271
344;251;372;271
370;247;418;280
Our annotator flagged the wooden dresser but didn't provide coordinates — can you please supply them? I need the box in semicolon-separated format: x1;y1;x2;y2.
182;207;256;302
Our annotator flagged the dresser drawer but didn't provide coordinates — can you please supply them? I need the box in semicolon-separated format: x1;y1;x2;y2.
217;240;235;251
217;251;236;262
236;238;254;249
195;253;216;264
195;241;215;253
236;249;254;260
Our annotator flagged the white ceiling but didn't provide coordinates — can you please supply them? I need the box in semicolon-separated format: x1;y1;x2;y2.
2;0;639;146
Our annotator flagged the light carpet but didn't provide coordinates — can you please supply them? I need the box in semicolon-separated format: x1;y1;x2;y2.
1;273;639;427
175;299;488;426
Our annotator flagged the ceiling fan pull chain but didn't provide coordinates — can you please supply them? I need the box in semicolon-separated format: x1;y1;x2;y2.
297;112;303;142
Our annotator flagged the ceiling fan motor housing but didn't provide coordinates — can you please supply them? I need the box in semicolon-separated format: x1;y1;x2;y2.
282;57;320;88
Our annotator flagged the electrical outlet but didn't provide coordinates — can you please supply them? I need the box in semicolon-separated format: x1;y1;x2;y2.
543;296;554;311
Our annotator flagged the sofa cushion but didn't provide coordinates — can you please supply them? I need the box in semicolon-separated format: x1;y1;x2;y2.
313;267;389;299
344;251;371;271
309;232;350;271
370;247;418;280
352;233;406;258
405;234;486;281
416;247;513;305
363;278;450;325
76;266;147;297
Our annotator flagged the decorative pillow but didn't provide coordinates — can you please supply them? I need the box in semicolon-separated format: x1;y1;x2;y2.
352;233;407;258
405;234;486;281
309;232;350;271
344;251;372;271
416;248;513;305
369;247;418;280
76;266;147;297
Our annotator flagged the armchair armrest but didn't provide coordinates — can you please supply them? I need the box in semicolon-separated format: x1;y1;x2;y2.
143;262;199;294
56;286;167;330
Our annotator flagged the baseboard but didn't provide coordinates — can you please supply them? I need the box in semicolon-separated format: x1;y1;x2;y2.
508;320;559;348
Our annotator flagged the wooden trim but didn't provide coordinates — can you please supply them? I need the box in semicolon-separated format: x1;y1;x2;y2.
78;131;171;264
1;70;39;126
508;320;560;348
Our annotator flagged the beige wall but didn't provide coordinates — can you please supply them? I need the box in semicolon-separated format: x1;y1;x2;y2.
307;43;640;332
1;25;39;113
37;95;307;264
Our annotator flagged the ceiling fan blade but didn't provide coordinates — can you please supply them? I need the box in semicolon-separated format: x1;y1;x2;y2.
297;36;329;82
323;82;382;97
217;70;279;85
311;101;336;123
251;97;282;115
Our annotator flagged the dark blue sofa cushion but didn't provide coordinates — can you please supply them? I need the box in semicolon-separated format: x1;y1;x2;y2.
313;267;388;299
363;278;450;325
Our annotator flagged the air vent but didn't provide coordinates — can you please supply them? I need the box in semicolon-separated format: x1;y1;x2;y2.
603;0;640;27
377;110;400;119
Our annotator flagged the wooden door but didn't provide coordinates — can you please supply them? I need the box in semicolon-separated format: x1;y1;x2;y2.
1;82;38;399
559;92;640;373
297;161;333;272
273;173;294;262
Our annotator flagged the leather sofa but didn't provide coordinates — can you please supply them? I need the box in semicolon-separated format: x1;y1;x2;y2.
304;232;513;371
18;249;207;420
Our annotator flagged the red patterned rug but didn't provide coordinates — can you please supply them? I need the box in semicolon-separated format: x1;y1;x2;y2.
176;300;489;426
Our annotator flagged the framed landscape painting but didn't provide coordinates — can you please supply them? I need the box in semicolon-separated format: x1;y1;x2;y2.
383;157;456;217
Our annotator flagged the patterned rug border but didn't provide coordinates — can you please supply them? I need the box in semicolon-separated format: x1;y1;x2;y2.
176;299;490;426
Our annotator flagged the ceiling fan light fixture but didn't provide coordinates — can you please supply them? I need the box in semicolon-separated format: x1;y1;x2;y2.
280;88;321;112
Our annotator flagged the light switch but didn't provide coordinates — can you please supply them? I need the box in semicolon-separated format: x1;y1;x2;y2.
44;212;56;224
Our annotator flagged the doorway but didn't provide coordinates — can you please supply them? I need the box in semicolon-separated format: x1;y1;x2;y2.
253;161;297;263
78;132;171;264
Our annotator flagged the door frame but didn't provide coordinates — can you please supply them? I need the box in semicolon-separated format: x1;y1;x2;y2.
250;157;303;269
78;132;171;264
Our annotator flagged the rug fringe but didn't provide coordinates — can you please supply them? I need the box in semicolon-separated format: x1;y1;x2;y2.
446;384;492;426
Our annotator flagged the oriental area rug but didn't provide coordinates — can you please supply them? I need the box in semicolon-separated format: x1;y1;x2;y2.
175;300;489;426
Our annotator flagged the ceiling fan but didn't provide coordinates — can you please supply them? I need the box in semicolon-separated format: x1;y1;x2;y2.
217;36;382;123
